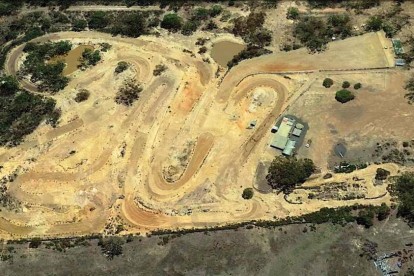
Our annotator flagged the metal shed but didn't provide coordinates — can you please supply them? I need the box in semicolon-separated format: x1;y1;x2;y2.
271;134;288;150
282;140;296;156
292;128;302;137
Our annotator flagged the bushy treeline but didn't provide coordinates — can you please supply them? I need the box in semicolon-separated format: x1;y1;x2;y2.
293;14;352;52
390;173;414;226
21;41;72;93
0;75;59;146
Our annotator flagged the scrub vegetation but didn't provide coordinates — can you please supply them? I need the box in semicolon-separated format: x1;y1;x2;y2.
21;41;72;93
0;75;59;146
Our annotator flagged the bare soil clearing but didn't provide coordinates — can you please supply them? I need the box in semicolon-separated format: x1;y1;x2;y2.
0;30;409;239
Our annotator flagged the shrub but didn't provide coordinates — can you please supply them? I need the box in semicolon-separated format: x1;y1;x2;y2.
100;43;112;52
0;75;19;96
161;13;183;31
266;156;315;194
198;46;207;54
21;41;72;93
335;89;355;103
356;209;374;228
98;237;124;259
115;61;129;74
227;46;272;68
366;16;383;31
323;78;333;88
88;11;109;30
242;188;254;199
404;76;414;104
72;19;87;32
342;81;351;88
210;5;223;17
115;78;142;106
74;89;90;102
294;16;329;52
28;238;42;248
391;173;414;224
81;49;101;66
153;64;167;76
287;7;299;20
110;12;147;38
375;168;390;181
181;20;198;36
377;203;391;221
354;83;362;90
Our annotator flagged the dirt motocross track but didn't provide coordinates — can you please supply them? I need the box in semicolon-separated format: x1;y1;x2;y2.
0;31;401;239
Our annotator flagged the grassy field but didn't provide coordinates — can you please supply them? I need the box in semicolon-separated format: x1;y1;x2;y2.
1;216;413;276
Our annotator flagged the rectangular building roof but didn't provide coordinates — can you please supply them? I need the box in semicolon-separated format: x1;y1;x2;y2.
292;128;302;137
282;140;296;156
278;117;295;138
395;59;406;66
270;134;288;150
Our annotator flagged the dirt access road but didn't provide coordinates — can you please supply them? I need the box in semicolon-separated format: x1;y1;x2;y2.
0;30;402;239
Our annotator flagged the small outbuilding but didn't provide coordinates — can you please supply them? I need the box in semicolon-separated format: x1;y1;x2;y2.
295;123;304;130
395;59;406;66
271;134;288;150
292;128;302;137
282;140;296;156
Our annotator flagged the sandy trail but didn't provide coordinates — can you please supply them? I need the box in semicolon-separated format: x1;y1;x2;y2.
0;30;402;238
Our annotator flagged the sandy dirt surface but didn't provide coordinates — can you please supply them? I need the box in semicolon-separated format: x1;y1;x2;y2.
0;30;408;239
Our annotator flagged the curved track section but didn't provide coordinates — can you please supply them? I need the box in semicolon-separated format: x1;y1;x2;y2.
0;31;396;238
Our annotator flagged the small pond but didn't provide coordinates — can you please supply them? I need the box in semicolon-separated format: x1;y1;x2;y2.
50;45;94;76
210;41;246;67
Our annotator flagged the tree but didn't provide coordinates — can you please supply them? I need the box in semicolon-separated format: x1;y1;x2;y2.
72;19;87;32
209;5;223;17
247;29;272;47
366;16;383;31
192;8;210;21
233;12;266;37
335;89;354;103
115;61;129;74
286;7;299;20
111;12;147;37
28;238;42;248
98;237;124;259
74;89;90;102
242;188;254;199
392;173;414;224
115;78;142;106
181;20;198;36
377;203;390;221
356;209;374;228
198;46;207;54
342;81;350;88
81;49;101;66
266;156;315;194
375;168;390;181
327;14;352;38
153;64;167;76
323;78;333;88
88;11;109;30
161;13;182;31
294;16;329;52
404;76;414;104
0;75;19;96
354;83;362;90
